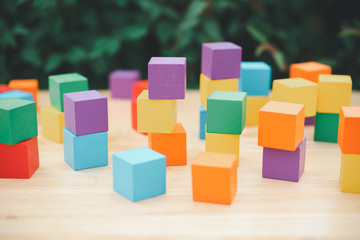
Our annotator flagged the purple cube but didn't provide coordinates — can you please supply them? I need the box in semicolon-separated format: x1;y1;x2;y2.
305;116;315;126
109;70;140;99
201;42;242;80
64;90;108;136
262;137;306;182
148;57;186;99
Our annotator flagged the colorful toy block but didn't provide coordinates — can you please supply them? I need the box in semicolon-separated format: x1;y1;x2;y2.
131;99;137;131
40;106;64;143
199;105;206;140
207;91;247;135
238;61;272;96
9;79;39;104
317;75;352;114
305;116;315;126
113;147;166;202
246;96;270;126
148;123;187;166
148;57;186;99
258;101;305;151
0;98;37;145
338;107;360;154
290;61;331;83
0;84;9;93
272;78;318;117
0;137;39;179
192;151;237;205
0;90;33;101
64;90;108;136
137;90;177;133
109;70;140;99
205;131;240;161
201;42;242;80
199;73;238;108
314;112;339;143
63;128;108;170
263;137;306;182
49;73;89;112
132;80;148;100
340;153;360;193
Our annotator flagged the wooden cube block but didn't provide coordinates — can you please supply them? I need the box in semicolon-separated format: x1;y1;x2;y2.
258;101;305;151
338;107;360;154
113;147;166;202
318;74;352;114
137;90;177;133
0;98;37;145
340;153;360;193
9;79;39;105
199;105;206;140
49;73;89;112
132;80;148;100
238;61;271;96
246;96;270;126
207;91;247;135
0;90;33;101
192;151;237;205
41;106;64;143
305;116;316;126
0;84;9;93
290;61;331;83
148;123;186;166
109;70;140;99
205;131;240;162
314;112;339;143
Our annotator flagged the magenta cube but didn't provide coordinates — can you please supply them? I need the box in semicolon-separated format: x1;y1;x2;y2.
148;57;186;99
262;137;306;182
109;70;140;99
64;90;108;136
201;42;242;80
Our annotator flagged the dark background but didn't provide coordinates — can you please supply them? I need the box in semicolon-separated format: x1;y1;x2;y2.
1;0;359;89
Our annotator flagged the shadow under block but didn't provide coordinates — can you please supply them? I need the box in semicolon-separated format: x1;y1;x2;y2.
199;105;206;140
148;57;186;99
263;137;306;182
0;90;33;101
246;96;270;126
0;84;8;93
317;74;352;113
64;90;108;136
314;112;339;143
0;137;39;179
338;107;360;154
238;61;272;96
109;70;140;99
340;153;360;193
199;73;238;109
272;78;318;117
290;61;332;83
132;80;148;100
191;151;237;205
137;90;177;133
9;79;39;104
49;73;89;112
148;123;187;166
201;42;242;80
0;98;37;145
112;147;166;202
258;101;305;151
40;106;64;143
63;128;108;170
207;91;247;135
205;131;240;162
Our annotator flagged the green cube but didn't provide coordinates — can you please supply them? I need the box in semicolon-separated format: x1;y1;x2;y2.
207;91;247;134
314;112;339;143
0;98;38;145
49;73;89;112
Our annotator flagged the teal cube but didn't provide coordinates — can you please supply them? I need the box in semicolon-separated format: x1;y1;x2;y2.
0;90;33;101
49;73;89;112
314;112;339;143
238;61;271;96
0;98;37;145
199;105;206;140
207;91;247;134
113;147;166;202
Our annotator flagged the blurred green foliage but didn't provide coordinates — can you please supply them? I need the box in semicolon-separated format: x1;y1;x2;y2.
0;0;359;89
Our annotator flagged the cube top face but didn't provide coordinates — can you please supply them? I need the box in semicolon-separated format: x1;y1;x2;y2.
241;61;271;71
0;90;33;101
290;61;331;83
338;107;360;154
149;57;186;65
64;90;106;102
274;78;317;88
113;147;166;166
238;61;271;96
0;97;34;110
208;90;247;102
9;79;39;89
319;74;352;84
260;101;304;116
341;106;360;118
203;42;241;51
293;61;331;72
109;69;140;80
172;122;185;134
49;73;87;83
133;80;148;100
192;151;237;169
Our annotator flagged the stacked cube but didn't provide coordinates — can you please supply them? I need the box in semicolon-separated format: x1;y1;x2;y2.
109;70;140;99
0;98;39;179
131;80;148;133
0;90;34;101
314;75;352;143
258;101;306;182
199;42;242;139
9;79;39;107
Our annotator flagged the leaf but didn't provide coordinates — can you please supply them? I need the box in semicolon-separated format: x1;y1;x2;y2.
45;54;62;72
246;25;267;44
273;51;286;71
175;30;193;50
121;25;148;41
186;1;208;19
13;24;29;36
2;32;16;48
204;19;223;41
90;37;121;58
339;28;360;38
66;47;87;64
21;48;41;67
156;22;174;44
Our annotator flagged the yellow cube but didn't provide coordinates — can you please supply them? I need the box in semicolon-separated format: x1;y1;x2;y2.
272;78;318;117
205;131;240;164
340;153;360;194
200;73;238;109
246;96;270;126
318;75;352;113
40;106;64;143
137;90;177;133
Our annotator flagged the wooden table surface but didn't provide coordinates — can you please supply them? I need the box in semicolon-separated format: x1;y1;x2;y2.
1;90;360;240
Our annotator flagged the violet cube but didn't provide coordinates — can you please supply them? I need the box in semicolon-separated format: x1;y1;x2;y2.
64;90;108;136
262;137;306;182
148;57;186;99
109;70;140;99
201;42;242;80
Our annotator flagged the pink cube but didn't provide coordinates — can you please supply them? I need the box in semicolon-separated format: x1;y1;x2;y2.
109;70;140;99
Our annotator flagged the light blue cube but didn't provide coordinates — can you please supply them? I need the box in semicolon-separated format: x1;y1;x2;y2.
113;147;166;202
63;127;108;170
199;105;207;140
0;90;33;101
238;61;271;96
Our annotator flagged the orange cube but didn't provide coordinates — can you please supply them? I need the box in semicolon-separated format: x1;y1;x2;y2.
0;84;8;93
258;101;305;151
148;123;186;166
338;106;360;154
132;80;148;100
290;61;331;83
192;151;237;205
8;79;39;105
